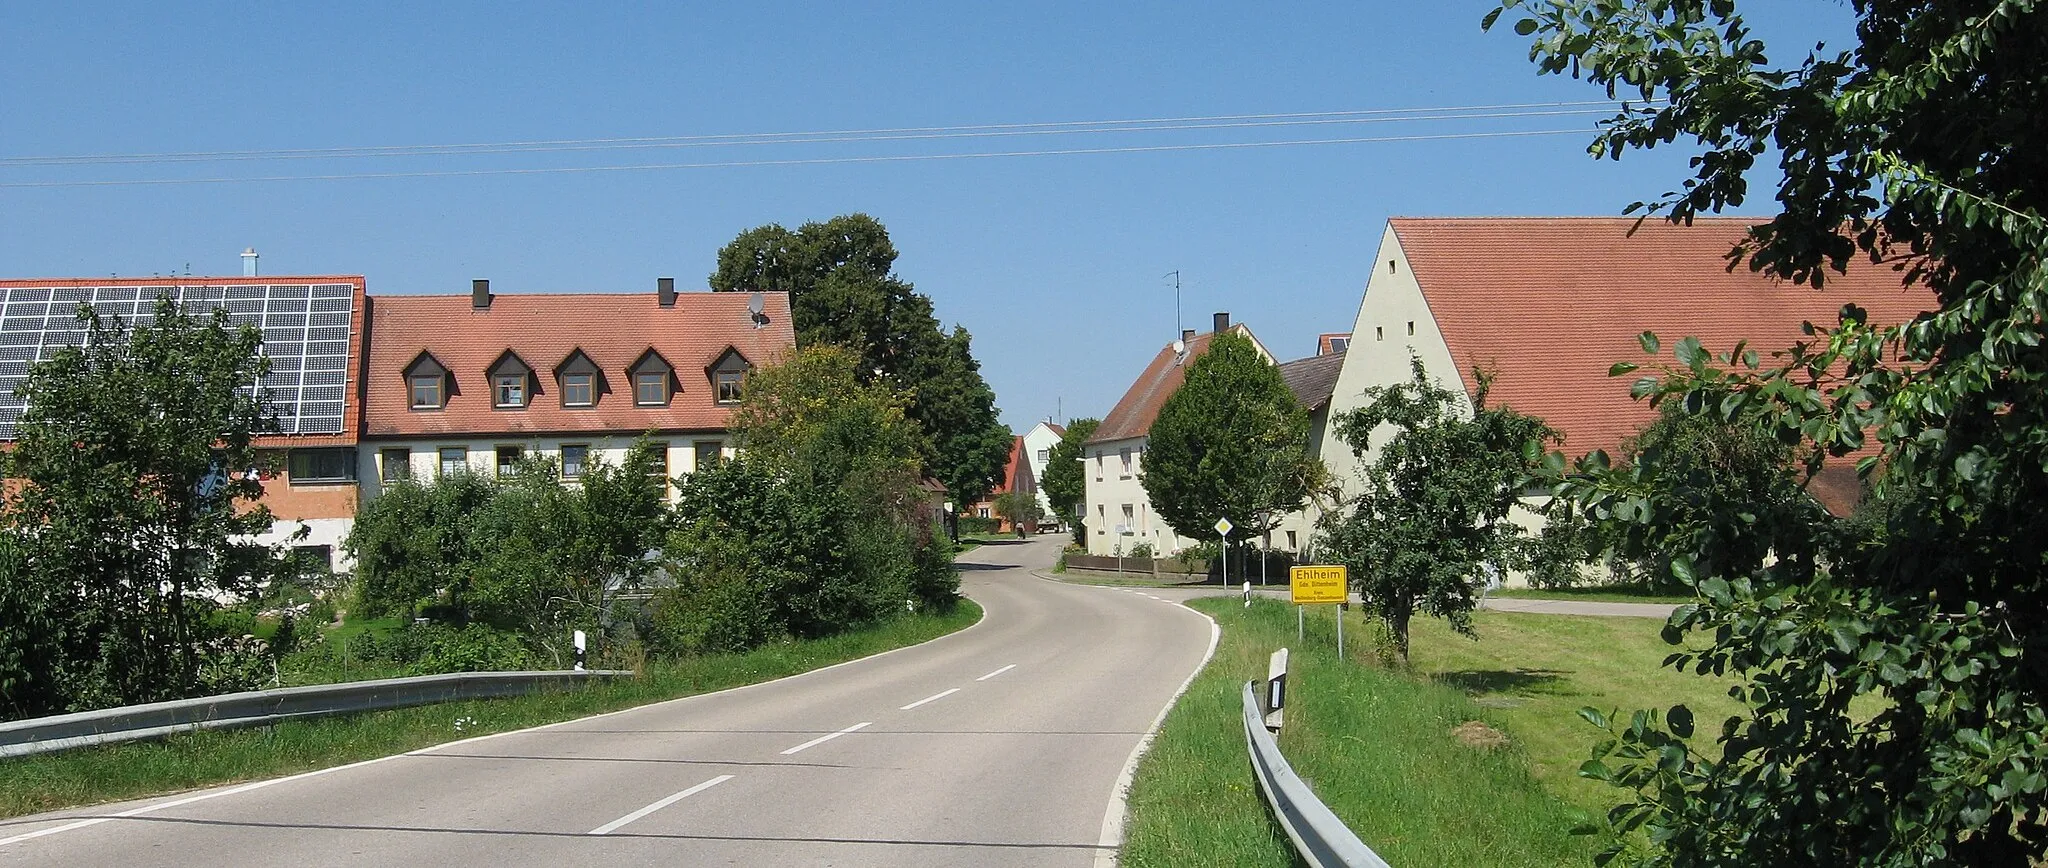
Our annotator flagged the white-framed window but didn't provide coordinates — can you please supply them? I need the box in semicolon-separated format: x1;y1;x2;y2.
1119;447;1133;478
561;444;589;479
493;374;526;408
1094;453;1103;481
1037;448;1050;463
438;447;467;478
410;374;443;409
715;370;743;403
562;373;594;407
635;372;667;406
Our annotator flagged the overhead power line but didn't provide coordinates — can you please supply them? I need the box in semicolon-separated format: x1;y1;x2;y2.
0;99;1653;168
0;128;1597;189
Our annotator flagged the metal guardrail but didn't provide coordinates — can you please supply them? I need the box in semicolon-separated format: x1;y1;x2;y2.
1243;676;1391;868
0;669;629;759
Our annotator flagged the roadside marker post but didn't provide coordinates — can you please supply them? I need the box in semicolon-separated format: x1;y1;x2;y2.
573;630;587;672
1289;565;1349;658
1242;581;1252;608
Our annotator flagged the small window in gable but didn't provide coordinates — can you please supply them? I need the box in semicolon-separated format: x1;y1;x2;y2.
555;349;603;409
630;349;674;407
488;350;533;409
403;352;450;410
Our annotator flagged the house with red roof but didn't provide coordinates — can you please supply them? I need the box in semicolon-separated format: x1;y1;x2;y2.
359;278;794;502
970;435;1038;533
1319;217;1937;574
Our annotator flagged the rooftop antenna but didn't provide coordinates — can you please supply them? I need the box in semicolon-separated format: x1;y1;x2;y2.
1163;270;1182;337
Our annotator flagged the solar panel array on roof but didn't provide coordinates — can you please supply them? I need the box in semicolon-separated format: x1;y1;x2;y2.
0;283;354;438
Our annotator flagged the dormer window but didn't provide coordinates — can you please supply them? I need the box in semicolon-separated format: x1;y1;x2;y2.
555;348;603;409
487;350;534;409
629;349;675;407
410;375;443;409
403;351;451;411
563;373;593;407
494;375;525;408
707;346;751;405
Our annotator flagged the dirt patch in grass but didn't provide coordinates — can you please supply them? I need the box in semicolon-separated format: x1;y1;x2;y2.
1453;720;1510;750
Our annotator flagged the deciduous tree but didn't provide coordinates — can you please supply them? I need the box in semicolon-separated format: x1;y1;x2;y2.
1142;332;1319;548
1490;1;2048;862
1316;357;1556;664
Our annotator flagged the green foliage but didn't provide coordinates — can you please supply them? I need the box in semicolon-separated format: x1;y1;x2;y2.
957;515;1002;535
992;489;1044;532
345;441;669;665
1041;417;1099;542
709;213;1011;506
0;296;290;719
1142;332;1322;543
1491;1;2048;862
1533;402;1822;591
657;346;960;657
1316;357;1557;664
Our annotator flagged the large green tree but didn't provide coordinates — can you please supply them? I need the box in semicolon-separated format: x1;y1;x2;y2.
1142;332;1319;546
1040;417;1099;544
1490;1;2048;863
1;297;284;716
709;213;1011;505
1317;358;1557;664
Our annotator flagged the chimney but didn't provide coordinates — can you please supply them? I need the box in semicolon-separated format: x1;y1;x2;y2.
241;247;259;277
658;276;676;307
1212;311;1229;334
472;279;492;309
1181;328;1195;344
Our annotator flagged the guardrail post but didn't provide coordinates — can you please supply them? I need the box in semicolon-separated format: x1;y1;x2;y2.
1264;648;1288;733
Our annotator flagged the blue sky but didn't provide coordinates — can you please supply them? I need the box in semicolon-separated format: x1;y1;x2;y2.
0;2;1859;431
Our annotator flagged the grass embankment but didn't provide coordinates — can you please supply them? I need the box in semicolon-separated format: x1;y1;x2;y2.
0;601;981;820
1122;597;1738;867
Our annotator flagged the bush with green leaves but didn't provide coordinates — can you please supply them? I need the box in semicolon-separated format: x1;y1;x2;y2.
1040;417;1099;545
1492;0;2048;862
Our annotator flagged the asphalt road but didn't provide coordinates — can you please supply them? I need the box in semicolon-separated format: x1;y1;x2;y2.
0;535;1218;867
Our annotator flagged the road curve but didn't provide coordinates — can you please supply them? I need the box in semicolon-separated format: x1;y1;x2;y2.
0;535;1217;867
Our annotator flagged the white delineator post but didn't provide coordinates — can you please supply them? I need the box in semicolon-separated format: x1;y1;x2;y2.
1264;648;1288;733
573;630;587;672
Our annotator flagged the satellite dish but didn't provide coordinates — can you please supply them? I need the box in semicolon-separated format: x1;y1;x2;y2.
1172;339;1186;355
748;292;765;316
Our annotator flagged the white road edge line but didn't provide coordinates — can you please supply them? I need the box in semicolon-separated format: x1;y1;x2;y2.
975;664;1017;682
2;588;1000;850
587;774;735;835
899;688;960;710
779;721;872;755
1092;601;1223;868
0;752;409;848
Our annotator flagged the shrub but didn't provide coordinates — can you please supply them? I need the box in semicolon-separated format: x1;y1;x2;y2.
958;515;1002;535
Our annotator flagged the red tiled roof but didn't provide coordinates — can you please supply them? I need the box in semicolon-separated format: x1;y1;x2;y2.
362;291;794;438
1391;217;1937;465
1087;331;1218;444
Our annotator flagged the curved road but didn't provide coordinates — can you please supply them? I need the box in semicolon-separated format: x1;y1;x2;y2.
0;535;1217;867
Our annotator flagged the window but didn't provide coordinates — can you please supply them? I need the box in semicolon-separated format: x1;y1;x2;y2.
438;447;468;477
493;374;526;408
1037;448;1050;463
1094;453;1103;481
288;448;356;483
979;507;991;519
1329;337;1349;353
1408;321;1415;336
694;439;724;471
1286;530;1298;550
715;370;743;403
379;449;411;483
562;373;593;407
1119;448;1133;478
409;374;442;409
496;445;522;477
1388;259;1398;273
561;444;588;479
635;372;668;406
1376;326;1384;341
648;443;670;478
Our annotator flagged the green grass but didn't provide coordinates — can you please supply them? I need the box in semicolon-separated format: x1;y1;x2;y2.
0;601;981;820
1122;598;1739;867
1489;585;1697;605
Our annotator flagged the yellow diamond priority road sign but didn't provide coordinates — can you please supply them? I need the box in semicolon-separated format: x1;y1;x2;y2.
1289;565;1348;605
1213;517;1233;537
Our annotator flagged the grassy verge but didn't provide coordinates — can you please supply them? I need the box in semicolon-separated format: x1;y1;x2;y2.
1489;585;1696;605
1122;597;1737;866
0;600;981;820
